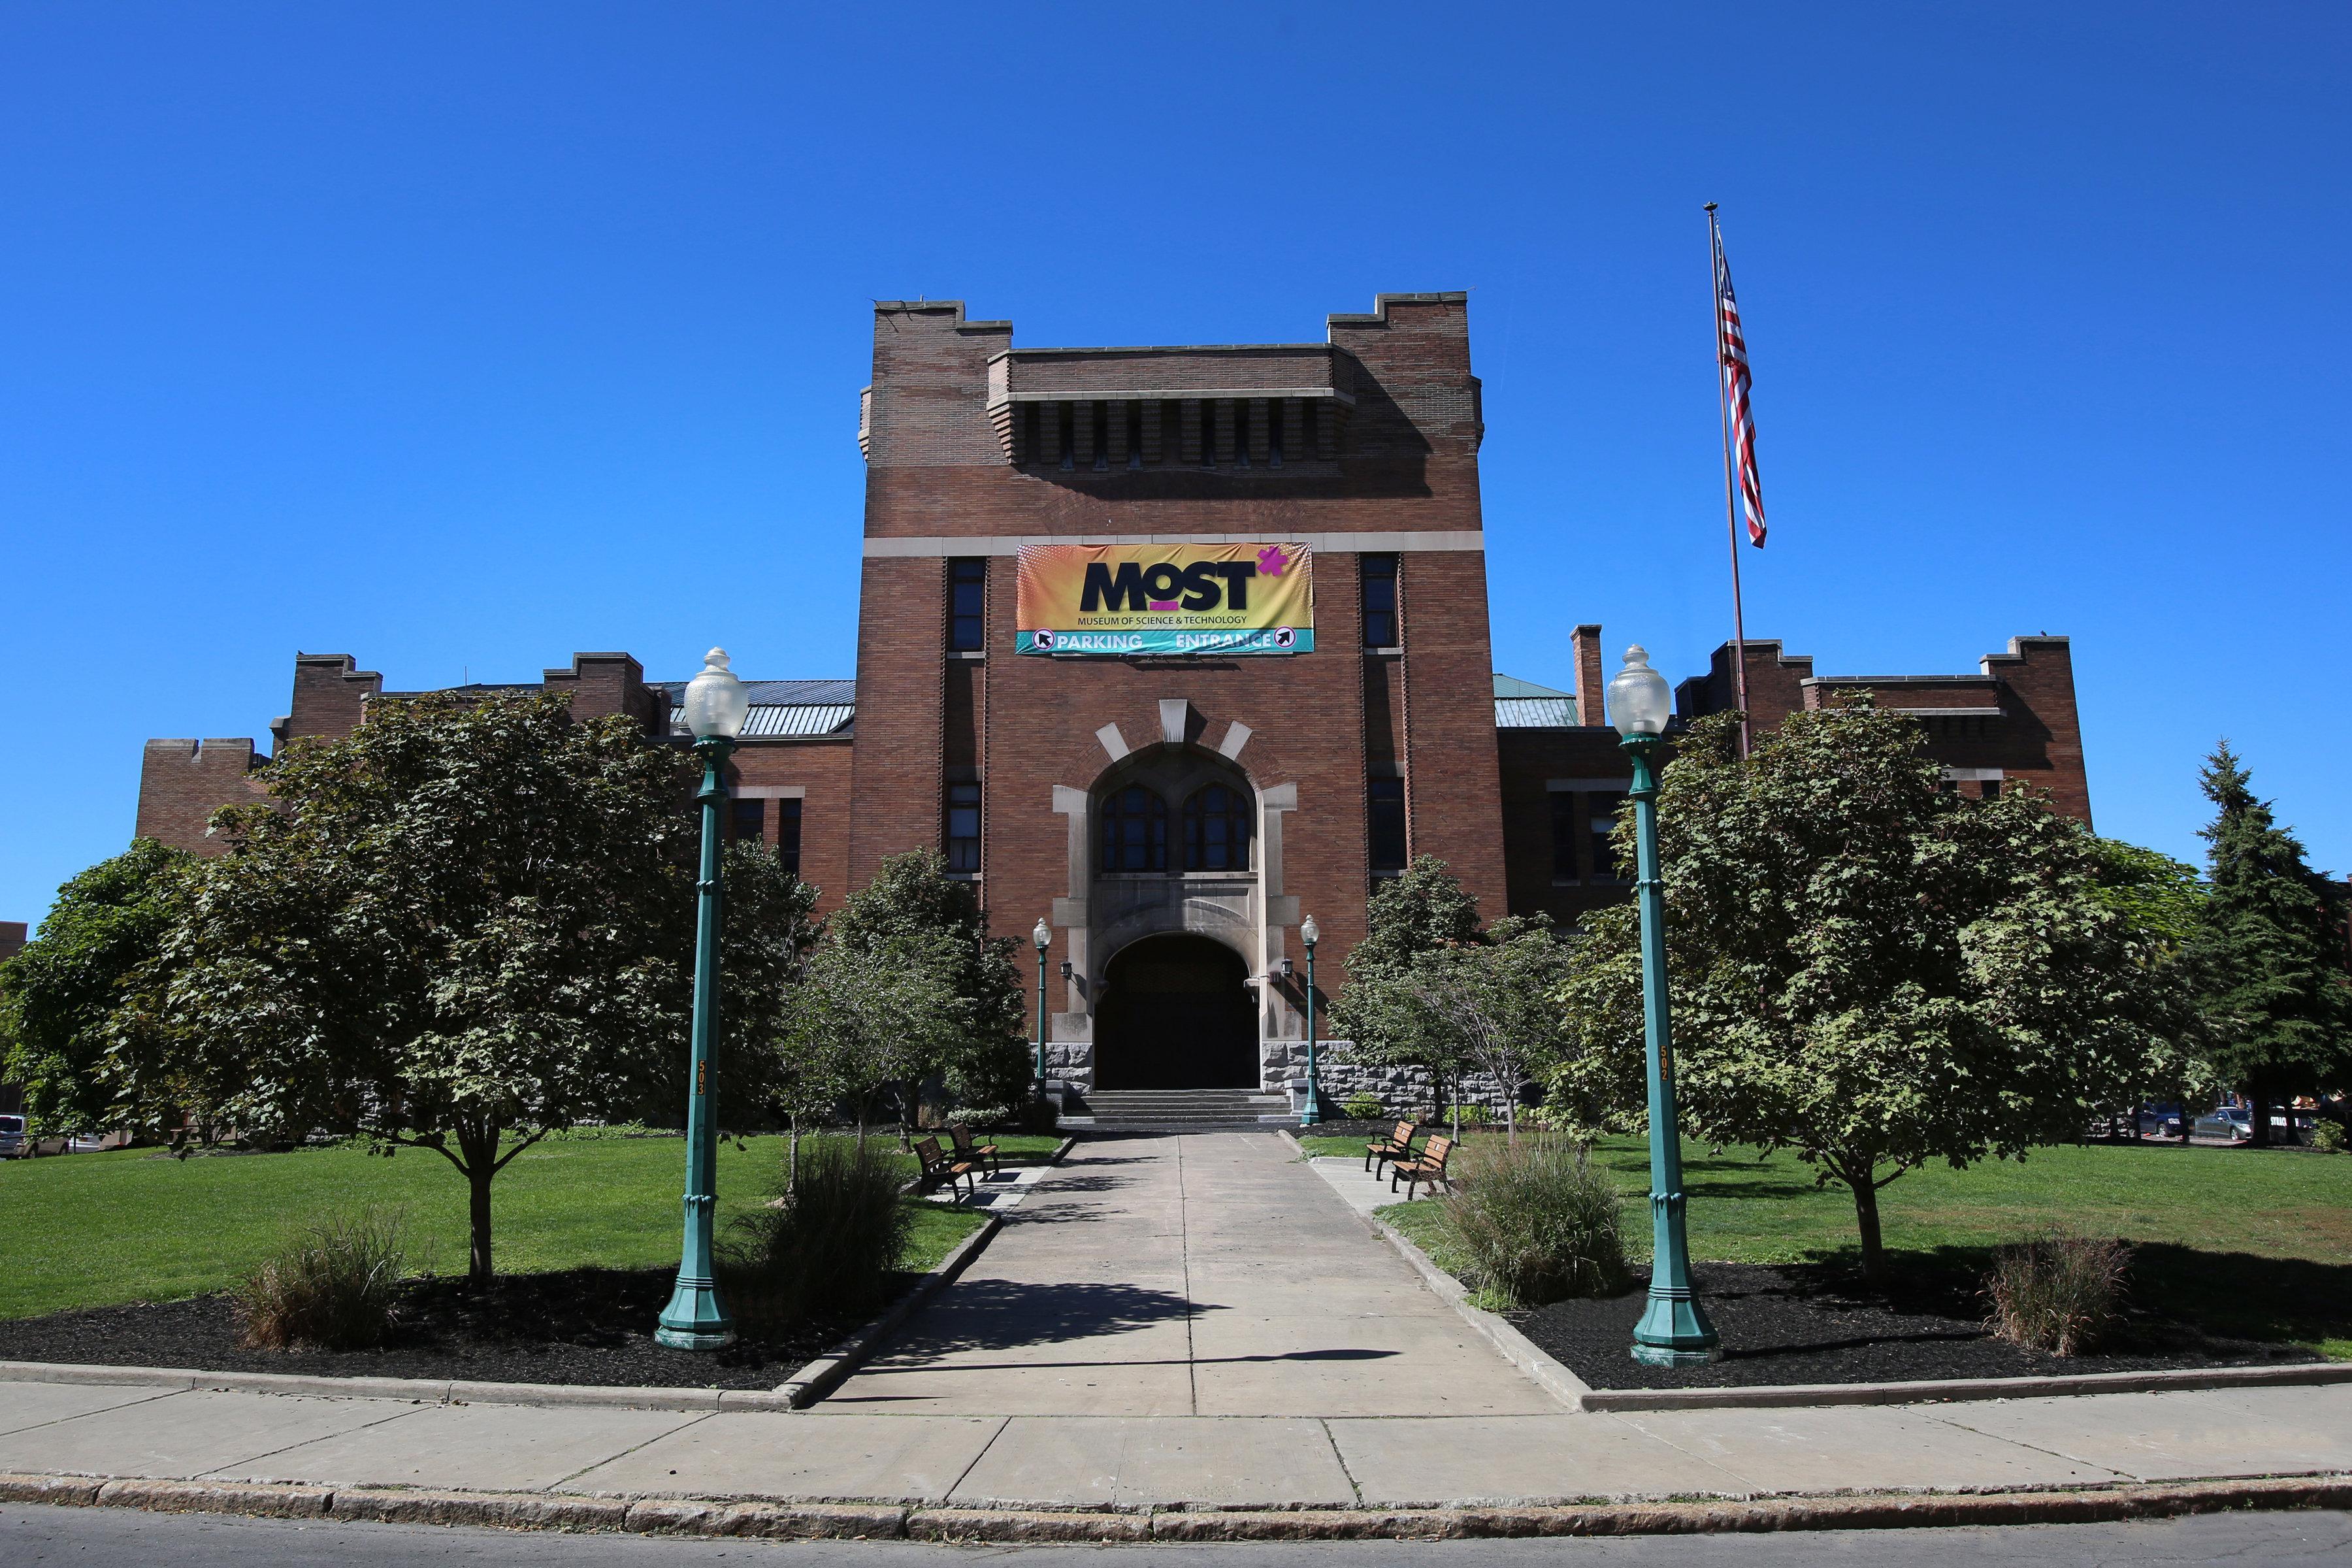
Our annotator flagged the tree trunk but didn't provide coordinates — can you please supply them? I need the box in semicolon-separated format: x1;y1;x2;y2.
1850;1177;1887;1289
460;1121;500;1282
466;1164;495;1282
787;1115;800;1198
2248;1079;2274;1148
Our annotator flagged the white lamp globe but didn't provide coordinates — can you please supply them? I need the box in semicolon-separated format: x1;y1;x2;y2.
1032;917;1051;953
1607;645;1673;738
1301;915;1320;949
682;649;751;740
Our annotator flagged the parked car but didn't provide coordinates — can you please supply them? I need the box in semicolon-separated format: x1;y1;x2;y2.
0;1115;24;1158
2194;1107;2253;1142
2138;1104;2185;1137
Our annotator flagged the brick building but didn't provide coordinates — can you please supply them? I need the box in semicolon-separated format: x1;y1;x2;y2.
133;294;2091;1105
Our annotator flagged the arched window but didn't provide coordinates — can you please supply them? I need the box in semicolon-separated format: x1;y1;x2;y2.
1100;785;1168;872
1184;784;1252;872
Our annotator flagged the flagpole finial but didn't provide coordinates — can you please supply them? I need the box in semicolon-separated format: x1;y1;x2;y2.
1705;201;1718;212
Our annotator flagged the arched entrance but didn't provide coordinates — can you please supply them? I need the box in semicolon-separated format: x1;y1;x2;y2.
1092;934;1258;1090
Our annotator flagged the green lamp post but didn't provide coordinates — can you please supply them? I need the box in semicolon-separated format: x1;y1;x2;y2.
1032;918;1052;1086
1297;915;1322;1125
1608;645;1720;1367
655;648;749;1351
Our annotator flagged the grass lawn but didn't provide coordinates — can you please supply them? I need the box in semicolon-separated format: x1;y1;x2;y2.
1300;1132;2352;1356
0;1130;1059;1321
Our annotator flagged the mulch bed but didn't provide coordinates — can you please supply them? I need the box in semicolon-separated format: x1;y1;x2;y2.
0;1267;902;1390
1511;1260;2321;1390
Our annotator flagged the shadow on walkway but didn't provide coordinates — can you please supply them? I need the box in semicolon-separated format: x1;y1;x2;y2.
879;1279;1217;1360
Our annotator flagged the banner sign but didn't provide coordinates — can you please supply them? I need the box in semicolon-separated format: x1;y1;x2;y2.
1015;542;1315;656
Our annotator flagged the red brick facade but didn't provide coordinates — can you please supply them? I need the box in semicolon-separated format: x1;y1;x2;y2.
131;293;2093;1097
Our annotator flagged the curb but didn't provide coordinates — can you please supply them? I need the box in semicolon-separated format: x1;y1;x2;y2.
1282;1130;1592;1413
1578;1359;2352;1412
775;1128;1073;1407
773;1213;1002;1407
0;1361;781;1414
5;1471;2349;1541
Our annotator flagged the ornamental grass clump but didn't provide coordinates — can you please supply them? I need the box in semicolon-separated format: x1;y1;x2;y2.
1436;1135;1629;1308
1984;1230;2131;1356
233;1209;408;1351
723;1136;913;1331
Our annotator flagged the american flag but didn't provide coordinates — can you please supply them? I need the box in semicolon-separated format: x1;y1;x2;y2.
1713;223;1767;547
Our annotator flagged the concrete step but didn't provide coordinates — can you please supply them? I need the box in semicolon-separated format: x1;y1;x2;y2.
1071;1090;1298;1128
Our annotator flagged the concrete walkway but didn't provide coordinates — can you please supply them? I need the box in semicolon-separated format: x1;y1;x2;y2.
827;1132;1558;1418
5;1377;2351;1510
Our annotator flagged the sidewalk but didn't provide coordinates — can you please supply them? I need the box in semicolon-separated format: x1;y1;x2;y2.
5;1375;2351;1511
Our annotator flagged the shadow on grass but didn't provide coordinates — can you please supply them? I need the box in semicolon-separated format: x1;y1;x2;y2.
2127;1243;2352;1352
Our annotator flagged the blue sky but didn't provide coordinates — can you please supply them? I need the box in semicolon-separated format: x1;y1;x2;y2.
5;3;2347;926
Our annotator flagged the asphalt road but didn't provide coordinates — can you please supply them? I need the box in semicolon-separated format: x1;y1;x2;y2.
3;1505;2349;1565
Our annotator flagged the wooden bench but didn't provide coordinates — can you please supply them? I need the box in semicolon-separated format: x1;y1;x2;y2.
1388;1134;1454;1199
1362;1120;1422;1175
913;1135;980;1197
949;1122;1000;1176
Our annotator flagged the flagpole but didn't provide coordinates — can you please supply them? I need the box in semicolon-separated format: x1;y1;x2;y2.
1706;203;1754;760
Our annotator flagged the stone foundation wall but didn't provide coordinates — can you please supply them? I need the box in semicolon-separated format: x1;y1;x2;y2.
1260;1039;1520;1117
1047;1034;1524;1117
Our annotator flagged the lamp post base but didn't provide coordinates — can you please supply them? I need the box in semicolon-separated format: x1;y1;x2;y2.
655;1281;735;1352
1631;1291;1720;1366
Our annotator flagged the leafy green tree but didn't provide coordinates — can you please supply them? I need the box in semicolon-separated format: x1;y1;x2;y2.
1329;856;1490;1119
2084;836;2218;1138
0;839;191;1135
108;692;808;1281
2191;742;2352;1146
1549;705;2195;1285
800;849;1030;1140
1341;915;1567;1141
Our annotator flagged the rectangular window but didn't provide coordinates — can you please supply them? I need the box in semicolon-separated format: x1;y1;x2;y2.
1368;777;1407;872
1362;555;1399;648
776;797;802;875
1981;779;2002;800
1586;792;1624;881
1550;791;1578;879
949;558;986;652
730;797;764;845
946;781;981;872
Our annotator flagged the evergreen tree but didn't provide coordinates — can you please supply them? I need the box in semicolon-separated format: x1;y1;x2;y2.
2192;742;2352;1146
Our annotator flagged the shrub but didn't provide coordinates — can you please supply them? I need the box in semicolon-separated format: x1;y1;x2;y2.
1446;1103;1492;1126
234;1209;408;1350
1984;1230;2131;1356
945;1097;1057;1134
722;1137;913;1330
2311;1119;2347;1154
1435;1136;1629;1307
1343;1093;1386;1120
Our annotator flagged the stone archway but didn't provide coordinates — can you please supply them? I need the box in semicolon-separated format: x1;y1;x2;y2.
1091;933;1259;1090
